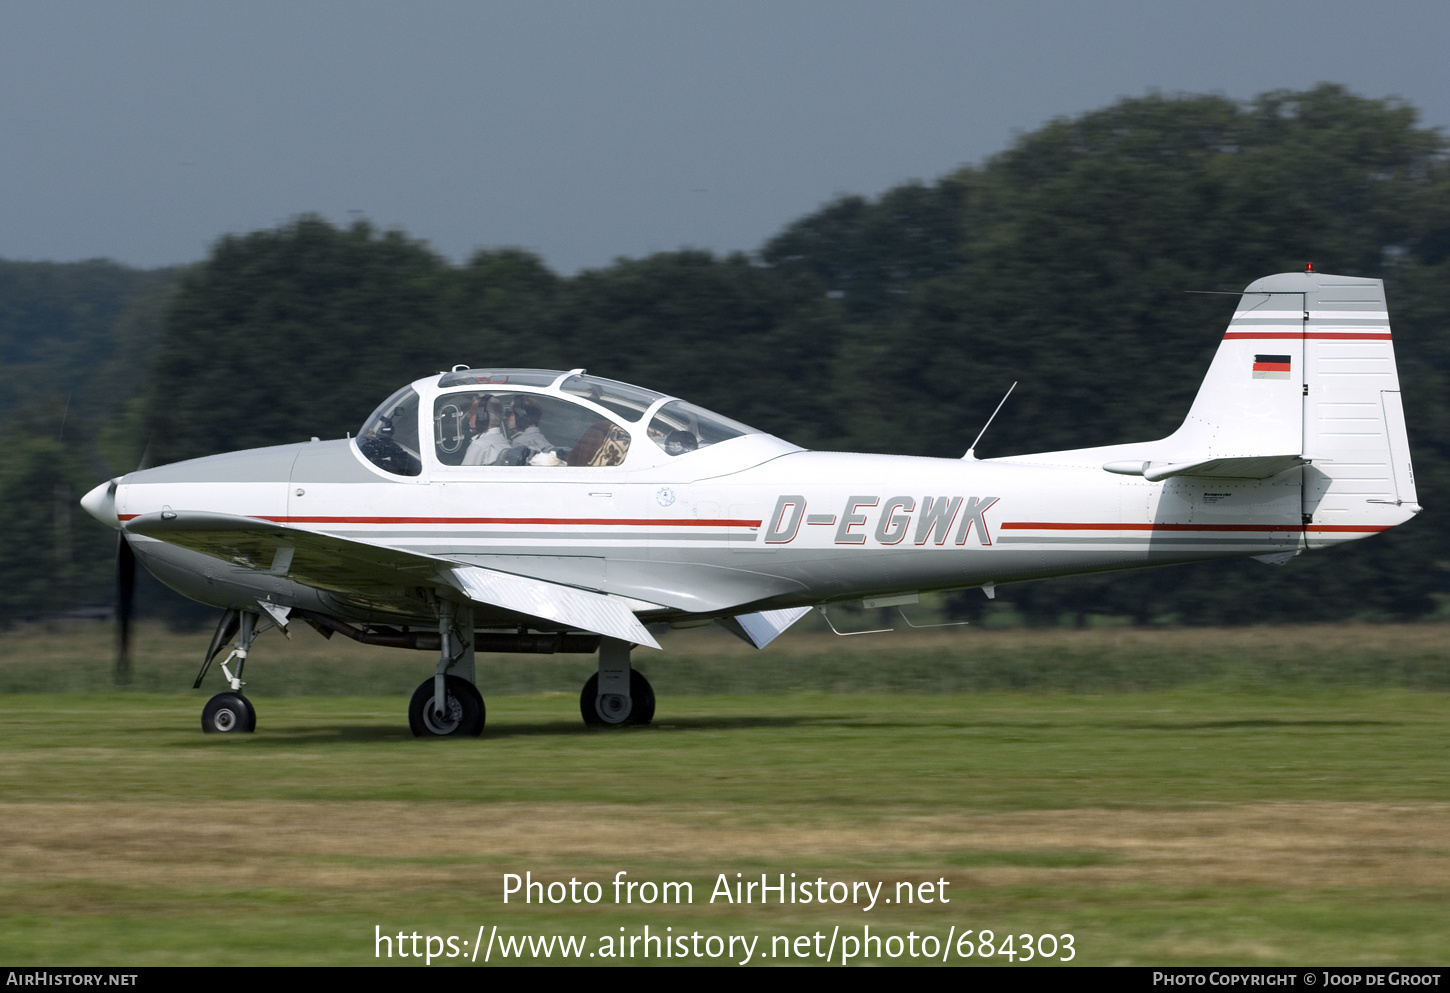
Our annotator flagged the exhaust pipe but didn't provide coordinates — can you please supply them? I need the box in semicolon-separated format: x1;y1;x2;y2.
293;611;600;654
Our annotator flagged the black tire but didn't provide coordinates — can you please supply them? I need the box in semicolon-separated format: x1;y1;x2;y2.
202;692;256;734
579;669;655;727
408;676;485;737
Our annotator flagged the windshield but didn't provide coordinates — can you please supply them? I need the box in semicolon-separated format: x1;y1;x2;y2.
357;386;422;476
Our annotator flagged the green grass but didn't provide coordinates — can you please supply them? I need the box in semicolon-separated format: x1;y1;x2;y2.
2;688;1447;807
1;680;1449;965
2;621;1448;965
4;619;1450;695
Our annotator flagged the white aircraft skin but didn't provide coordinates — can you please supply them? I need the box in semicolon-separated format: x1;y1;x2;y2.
80;270;1421;736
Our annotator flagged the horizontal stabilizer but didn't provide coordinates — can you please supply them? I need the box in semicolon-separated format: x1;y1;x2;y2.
1103;454;1307;482
715;606;813;649
452;566;660;649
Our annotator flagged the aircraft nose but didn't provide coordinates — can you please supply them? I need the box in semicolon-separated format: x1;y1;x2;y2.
81;478;121;529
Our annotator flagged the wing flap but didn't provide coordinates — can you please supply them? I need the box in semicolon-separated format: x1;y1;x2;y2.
452;566;659;649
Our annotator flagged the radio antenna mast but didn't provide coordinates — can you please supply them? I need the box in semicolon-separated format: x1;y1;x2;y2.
964;382;1016;460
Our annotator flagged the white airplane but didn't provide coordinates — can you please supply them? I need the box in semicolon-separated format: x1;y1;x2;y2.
81;268;1419;736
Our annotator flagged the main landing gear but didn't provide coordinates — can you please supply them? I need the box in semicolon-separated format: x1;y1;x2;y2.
580;637;654;726
408;675;485;736
410;599;485;738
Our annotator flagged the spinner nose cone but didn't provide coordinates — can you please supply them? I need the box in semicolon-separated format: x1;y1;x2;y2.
81;478;121;529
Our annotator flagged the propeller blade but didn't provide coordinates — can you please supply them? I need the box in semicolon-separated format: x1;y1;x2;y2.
115;534;135;685
195;609;240;688
112;441;151;686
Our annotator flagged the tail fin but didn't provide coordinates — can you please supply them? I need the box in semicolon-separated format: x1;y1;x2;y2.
1165;271;1419;543
1013;270;1420;546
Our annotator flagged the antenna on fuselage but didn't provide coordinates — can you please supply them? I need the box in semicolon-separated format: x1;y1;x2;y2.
964;382;1017;460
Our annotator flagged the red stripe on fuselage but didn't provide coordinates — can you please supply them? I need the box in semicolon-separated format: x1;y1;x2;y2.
1001;522;1389;533
1223;332;1391;340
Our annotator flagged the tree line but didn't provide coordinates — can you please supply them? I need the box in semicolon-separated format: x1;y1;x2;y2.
4;83;1448;627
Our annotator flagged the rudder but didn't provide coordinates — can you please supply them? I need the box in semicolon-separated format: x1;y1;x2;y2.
1178;270;1419;546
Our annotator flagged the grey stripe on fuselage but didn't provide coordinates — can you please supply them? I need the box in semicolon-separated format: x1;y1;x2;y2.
326;530;748;543
996;535;1294;546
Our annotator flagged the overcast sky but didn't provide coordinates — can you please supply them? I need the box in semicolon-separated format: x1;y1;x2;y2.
2;1;1447;274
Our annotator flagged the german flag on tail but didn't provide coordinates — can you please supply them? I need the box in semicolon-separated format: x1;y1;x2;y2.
1252;354;1291;380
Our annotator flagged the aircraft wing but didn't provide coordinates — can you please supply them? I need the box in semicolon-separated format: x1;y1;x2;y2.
123;511;660;648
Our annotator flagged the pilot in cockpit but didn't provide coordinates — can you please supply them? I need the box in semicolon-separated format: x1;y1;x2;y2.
461;395;510;466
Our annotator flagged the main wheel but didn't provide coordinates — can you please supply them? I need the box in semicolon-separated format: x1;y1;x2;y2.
579;670;655;727
202;692;256;734
409;675;485;737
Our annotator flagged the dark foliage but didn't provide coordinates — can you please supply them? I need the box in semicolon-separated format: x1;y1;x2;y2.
6;85;1449;628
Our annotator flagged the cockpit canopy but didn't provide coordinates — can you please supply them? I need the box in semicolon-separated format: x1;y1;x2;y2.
357;368;762;475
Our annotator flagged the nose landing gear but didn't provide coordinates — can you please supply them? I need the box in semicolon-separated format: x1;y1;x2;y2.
198;609;264;734
202;691;256;734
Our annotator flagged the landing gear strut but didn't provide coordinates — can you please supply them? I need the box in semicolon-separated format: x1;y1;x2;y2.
581;637;654;726
410;599;485;737
199;609;261;734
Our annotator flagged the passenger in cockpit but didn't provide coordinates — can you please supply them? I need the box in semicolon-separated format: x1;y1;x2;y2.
505;396;554;455
462;395;510;466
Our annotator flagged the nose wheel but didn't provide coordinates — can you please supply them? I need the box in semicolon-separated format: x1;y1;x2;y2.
201;692;256;734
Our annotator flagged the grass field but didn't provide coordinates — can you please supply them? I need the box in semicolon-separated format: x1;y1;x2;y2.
1;622;1448;966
